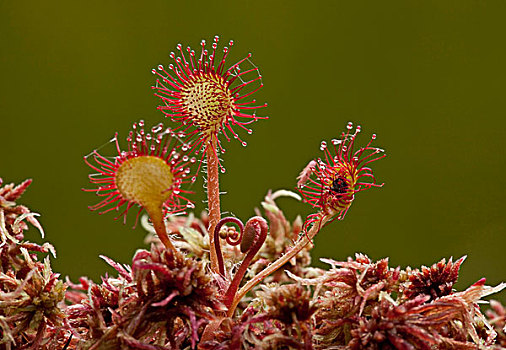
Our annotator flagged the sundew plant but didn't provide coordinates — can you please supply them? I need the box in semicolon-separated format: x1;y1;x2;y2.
1;36;505;350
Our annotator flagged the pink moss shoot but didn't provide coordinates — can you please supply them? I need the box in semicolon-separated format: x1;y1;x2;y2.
151;35;267;173
298;122;386;231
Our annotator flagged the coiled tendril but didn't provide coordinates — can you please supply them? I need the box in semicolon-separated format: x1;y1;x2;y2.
214;216;268;307
214;217;244;276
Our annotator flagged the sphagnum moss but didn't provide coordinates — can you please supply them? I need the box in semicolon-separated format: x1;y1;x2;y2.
1;36;505;350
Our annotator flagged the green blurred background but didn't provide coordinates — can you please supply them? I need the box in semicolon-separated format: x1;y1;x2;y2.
1;1;504;301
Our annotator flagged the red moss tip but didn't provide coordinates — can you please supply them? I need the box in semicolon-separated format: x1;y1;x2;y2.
152;35;267;168
403;256;467;301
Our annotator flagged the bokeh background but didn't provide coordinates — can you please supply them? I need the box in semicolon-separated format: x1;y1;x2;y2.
1;1;504;301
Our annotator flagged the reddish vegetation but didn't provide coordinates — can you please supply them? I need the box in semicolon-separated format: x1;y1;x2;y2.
1;36;504;349
0;179;504;349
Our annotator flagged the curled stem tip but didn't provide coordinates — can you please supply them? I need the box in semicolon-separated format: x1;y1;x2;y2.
226;214;328;317
222;216;268;309
213;216;269;312
214;216;245;276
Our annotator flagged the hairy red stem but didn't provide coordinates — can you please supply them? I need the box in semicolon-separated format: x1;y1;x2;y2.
207;138;221;273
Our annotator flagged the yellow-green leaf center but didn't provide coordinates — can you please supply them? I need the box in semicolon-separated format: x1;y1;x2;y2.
115;156;174;209
180;73;234;133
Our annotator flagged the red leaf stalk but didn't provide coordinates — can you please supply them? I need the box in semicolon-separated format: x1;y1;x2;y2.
207;138;221;273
